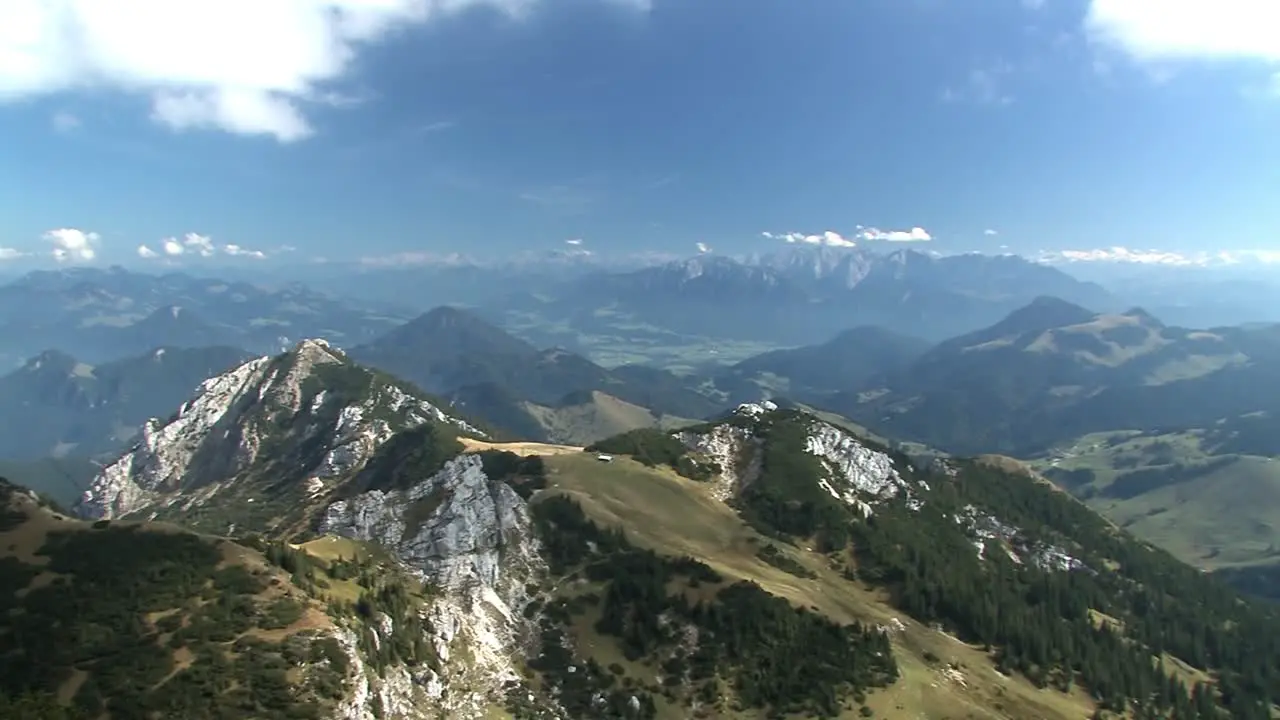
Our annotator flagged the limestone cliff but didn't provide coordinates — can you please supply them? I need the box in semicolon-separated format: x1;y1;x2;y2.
70;340;547;719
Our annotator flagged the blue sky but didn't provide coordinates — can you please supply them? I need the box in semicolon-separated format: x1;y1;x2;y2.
1;0;1278;270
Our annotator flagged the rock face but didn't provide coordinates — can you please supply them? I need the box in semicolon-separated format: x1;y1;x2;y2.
677;423;760;501
678;403;912;516
321;454;536;597
319;453;543;705
678;404;1082;573
802;419;914;517
77;339;484;522
71;339;541;719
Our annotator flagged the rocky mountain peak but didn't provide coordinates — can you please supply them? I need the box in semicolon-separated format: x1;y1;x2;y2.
75;340;485;524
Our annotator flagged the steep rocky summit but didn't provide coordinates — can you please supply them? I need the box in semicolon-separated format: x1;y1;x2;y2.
77;338;484;526
71;340;540;718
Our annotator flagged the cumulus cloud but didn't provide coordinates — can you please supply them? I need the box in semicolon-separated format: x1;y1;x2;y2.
42;228;98;262
223;244;266;259
984;228;999;236
0;0;650;143
855;226;933;242
139;232;265;260
695;242;711;254
763;230;857;248
0;247;24;260
565;238;584;246
182;233;215;257
1086;1;1280;63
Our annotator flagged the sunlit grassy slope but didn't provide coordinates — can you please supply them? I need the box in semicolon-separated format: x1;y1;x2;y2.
1030;430;1280;569
474;442;1098;720
521;390;698;446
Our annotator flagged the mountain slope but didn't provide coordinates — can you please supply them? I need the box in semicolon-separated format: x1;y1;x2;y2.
589;404;1280;718
710;325;931;402
815;300;1280;578
0;479;465;719
349;306;722;429
827;298;1280;456
0;345;253;461
522;390;697;446
550;404;1280;719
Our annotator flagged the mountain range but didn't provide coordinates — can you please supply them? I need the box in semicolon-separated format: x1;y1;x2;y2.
819;295;1280;458
485;247;1117;347
0;267;410;368
4;258;1280;599
3;341;1277;718
6;285;1280;580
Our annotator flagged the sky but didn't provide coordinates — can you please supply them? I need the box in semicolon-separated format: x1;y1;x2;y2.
1;0;1279;270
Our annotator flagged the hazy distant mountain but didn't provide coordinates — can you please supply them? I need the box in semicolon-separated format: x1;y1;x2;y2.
709;325;931;403
487;247;1117;345
306;249;669;311
0;344;252;460
348;306;723;432
0;266;409;367
821;296;1280;456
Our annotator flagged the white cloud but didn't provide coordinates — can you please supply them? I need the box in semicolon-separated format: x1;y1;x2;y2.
51;110;79;131
1086;1;1280;64
0;0;648;143
1038;246;1280;267
182;232;215;257
42;228;98;262
770;230;858;248
565;238;583;246
856;226;933;242
223;243;266;259
764;227;933;246
0;247;24;260
695;242;711;254
141;232;264;260
984;228;999;236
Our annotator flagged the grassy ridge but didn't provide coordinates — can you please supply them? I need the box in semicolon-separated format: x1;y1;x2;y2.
524;451;1101;720
1031;429;1280;569
0;480;346;719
